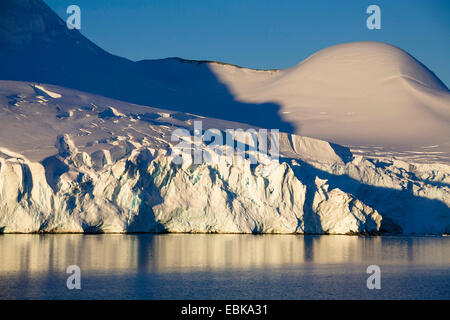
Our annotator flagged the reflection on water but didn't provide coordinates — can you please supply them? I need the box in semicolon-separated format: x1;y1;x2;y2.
1;234;449;274
0;234;449;299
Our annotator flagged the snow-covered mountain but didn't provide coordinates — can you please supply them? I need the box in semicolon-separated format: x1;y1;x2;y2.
0;0;293;132
0;0;449;234
203;42;450;161
2;0;449;161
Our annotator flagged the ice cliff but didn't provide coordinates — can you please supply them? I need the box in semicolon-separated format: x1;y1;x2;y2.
0;134;449;234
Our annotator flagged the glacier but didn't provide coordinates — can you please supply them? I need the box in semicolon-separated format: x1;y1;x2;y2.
1;0;449;235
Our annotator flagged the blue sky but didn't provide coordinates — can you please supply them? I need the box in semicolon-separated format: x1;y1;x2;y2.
45;0;450;86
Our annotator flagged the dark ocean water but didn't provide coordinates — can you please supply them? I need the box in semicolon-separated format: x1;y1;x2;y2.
0;234;449;299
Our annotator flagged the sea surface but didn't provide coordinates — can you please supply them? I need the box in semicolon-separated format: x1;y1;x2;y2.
0;234;449;299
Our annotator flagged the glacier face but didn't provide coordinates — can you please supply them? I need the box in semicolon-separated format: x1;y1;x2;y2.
0;136;449;235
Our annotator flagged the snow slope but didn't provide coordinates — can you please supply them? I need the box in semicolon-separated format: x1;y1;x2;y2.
1;1;448;162
0;81;449;234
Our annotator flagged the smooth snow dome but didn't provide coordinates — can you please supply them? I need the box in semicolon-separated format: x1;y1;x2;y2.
209;42;450;153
